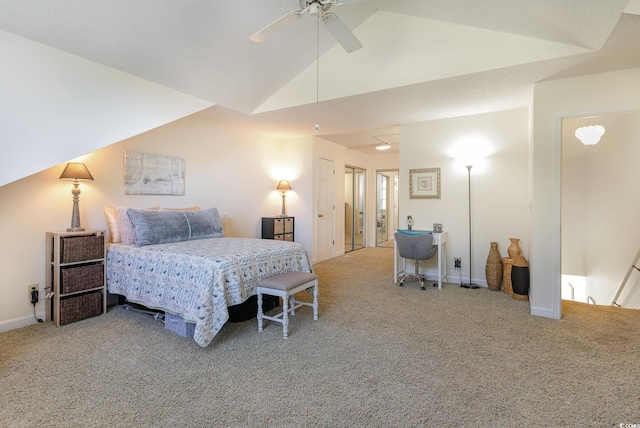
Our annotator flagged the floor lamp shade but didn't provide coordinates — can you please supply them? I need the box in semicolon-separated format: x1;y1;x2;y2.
59;162;94;232
276;180;292;217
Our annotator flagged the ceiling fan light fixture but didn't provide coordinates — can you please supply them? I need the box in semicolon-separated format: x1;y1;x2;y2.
308;2;321;15
249;0;363;53
575;125;605;146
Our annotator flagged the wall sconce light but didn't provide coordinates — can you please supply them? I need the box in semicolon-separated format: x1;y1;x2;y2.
575;125;605;146
59;162;94;232
276;180;292;217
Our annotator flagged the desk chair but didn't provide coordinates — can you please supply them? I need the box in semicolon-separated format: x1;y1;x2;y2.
394;231;438;290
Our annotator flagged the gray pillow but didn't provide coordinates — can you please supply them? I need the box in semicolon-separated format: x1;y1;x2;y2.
127;207;224;246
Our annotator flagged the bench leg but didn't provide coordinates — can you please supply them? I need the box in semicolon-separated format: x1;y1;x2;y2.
289;294;296;316
282;298;289;339
312;282;318;321
257;292;264;332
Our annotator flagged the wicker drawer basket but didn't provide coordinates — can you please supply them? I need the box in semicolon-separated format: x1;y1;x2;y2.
60;263;104;294
60;290;103;325
60;235;104;263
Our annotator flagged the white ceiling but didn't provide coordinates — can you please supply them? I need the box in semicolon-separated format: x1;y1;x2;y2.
1;0;640;155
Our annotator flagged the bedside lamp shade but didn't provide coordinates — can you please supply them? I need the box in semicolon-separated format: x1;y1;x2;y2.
59;162;94;181
276;180;292;217
59;162;94;232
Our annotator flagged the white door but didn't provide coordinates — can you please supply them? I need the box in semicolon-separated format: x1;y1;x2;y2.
317;158;335;262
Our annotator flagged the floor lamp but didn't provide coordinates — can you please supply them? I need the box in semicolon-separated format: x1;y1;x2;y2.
461;164;479;289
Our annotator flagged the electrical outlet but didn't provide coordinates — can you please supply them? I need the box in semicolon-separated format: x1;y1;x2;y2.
454;257;461;269
27;283;39;299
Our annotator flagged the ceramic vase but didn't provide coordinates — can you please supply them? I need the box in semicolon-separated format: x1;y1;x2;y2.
507;238;522;258
485;242;503;291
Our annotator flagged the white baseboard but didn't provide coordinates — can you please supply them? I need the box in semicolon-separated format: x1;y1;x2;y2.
396;270;488;288
0;312;46;333
530;306;556;319
442;274;487;288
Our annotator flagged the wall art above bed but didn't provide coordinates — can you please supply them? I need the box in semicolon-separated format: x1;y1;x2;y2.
124;151;185;195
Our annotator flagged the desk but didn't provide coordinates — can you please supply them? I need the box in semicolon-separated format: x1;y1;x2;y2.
393;230;447;289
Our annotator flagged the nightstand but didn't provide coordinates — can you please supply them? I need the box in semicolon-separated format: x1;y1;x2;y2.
45;230;107;326
262;217;294;241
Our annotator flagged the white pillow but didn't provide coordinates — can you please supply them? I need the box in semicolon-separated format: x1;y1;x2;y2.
103;206;120;243
116;207;133;245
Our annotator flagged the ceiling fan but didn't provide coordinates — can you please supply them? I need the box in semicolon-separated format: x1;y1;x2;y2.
250;0;365;53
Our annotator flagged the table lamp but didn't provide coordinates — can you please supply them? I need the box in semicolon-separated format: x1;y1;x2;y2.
59;162;94;232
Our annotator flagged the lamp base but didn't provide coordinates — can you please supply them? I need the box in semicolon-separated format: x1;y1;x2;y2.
280;192;287;217
67;227;86;232
460;283;480;289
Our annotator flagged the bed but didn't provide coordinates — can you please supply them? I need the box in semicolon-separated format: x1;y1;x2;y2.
104;206;313;347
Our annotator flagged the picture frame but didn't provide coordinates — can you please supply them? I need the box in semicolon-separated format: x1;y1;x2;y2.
124;151;185;195
409;168;440;199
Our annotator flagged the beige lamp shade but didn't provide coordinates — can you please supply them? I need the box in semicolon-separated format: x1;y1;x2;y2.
59;162;94;181
276;180;292;192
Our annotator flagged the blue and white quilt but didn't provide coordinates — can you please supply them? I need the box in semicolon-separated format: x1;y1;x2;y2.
106;237;313;347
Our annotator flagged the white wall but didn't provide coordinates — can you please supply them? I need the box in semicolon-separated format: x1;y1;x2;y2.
400;108;531;286
0;115;296;331
281;137;314;258
0;30;212;187
532;67;640;318
561;155;588;276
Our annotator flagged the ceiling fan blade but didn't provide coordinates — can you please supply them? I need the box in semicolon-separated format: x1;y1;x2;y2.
323;13;362;53
250;10;302;43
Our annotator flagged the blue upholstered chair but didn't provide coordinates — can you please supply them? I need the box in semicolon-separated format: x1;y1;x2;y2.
394;231;438;290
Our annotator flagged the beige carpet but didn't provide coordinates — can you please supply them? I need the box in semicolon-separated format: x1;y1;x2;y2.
1;247;639;427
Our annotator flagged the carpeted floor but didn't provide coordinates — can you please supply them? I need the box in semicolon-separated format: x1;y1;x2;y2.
1;247;639;427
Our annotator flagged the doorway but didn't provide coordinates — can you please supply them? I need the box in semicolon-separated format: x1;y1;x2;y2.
317;158;335;262
561;111;640;309
344;166;365;253
376;170;399;248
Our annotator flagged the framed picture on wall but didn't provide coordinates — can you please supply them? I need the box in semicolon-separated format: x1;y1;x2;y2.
409;168;440;199
124;151;185;195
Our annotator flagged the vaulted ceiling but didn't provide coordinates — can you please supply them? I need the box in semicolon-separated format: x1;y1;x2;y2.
2;0;640;157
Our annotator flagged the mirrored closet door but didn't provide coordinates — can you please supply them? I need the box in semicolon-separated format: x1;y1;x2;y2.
345;166;365;253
